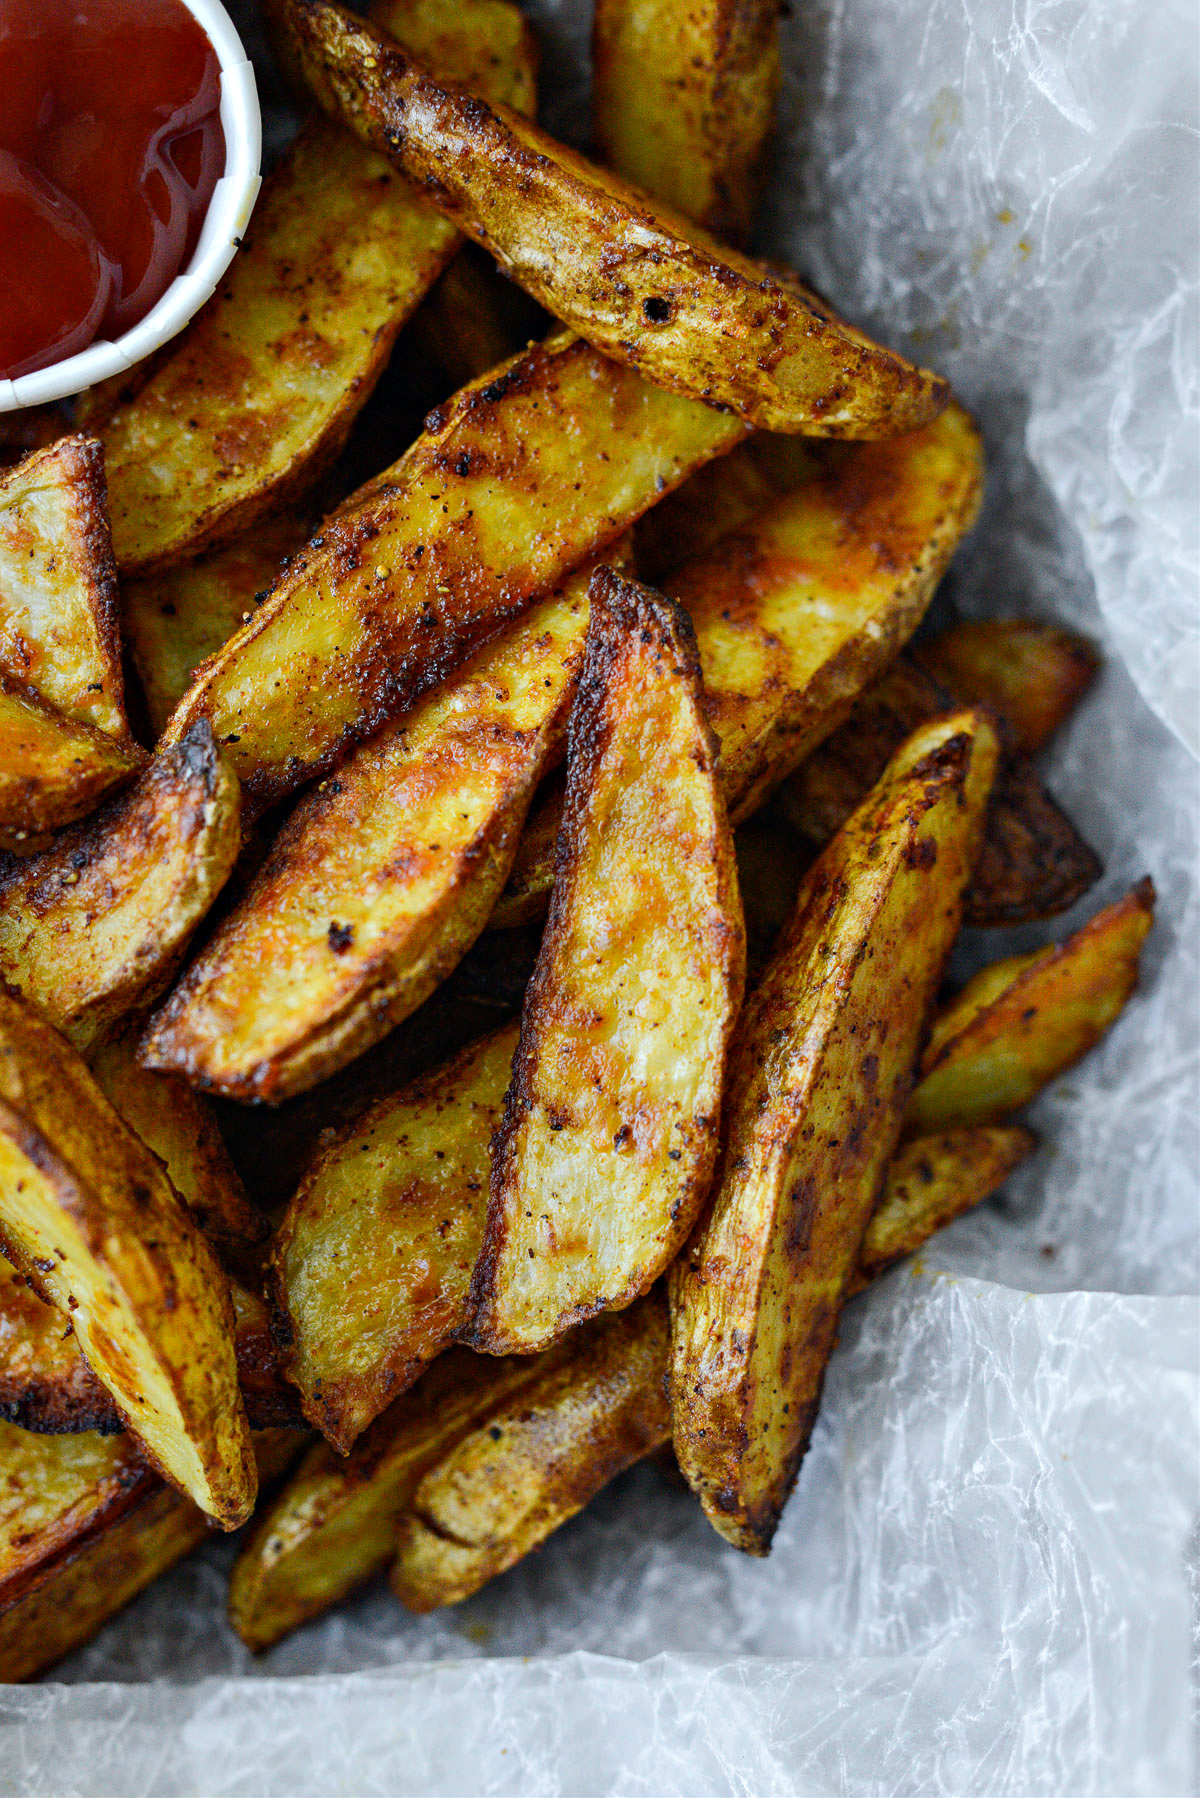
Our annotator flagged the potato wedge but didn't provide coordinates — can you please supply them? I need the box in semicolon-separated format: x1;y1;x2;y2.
907;880;1155;1134
274;1025;517;1451
0;991;256;1525
592;0;778;245
846;1125;1036;1293
162;335;748;815
142;559;603;1101
228;1348;535;1651
469;570;745;1354
101;0;538;576
122;511;313;736
670;710;999;1554
0;1270;300;1436
272;0;947;436
0;674;144;850
492;406;985;927
0;435;132;745
781;658;1102;926
0;723;241;1053
393;1295;670;1611
0;1427;302;1681
88;1030;266;1269
914;619;1100;757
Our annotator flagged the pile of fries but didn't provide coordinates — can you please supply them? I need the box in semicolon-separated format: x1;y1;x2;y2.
0;0;1153;1678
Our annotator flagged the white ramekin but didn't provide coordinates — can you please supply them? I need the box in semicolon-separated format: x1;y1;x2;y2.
0;0;261;414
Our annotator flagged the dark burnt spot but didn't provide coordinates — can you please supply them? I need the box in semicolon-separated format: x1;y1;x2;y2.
905;837;938;870
327;921;354;954
784;1177;818;1258
454;452;472;477
642;296;671;323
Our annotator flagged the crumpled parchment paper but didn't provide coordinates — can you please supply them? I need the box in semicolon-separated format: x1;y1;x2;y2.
1;0;1195;1792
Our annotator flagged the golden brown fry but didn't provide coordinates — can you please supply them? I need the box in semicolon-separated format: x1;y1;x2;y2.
592;0;779;245
0;674;144;850
907;880;1155;1134
0;435;132;745
469;571;745;1354
0;991;256;1525
228;1349;535;1651
87;1030;266;1268
0;1268;300;1436
780;658;1102;927
913;618;1100;757
670;710;999;1554
493;407;985;927
142;560;604;1102
161;335;747;815
102;0;538;577
274;1025;517;1451
846;1125;1036;1293
0;1427;302;1681
0;723;241;1052
122;511;313;736
270;0;949;435
393;1296;670;1611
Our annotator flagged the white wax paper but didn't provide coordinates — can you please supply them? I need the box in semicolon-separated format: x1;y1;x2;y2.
1;0;1196;1791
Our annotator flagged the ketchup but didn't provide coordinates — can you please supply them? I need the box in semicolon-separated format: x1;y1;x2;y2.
0;0;226;380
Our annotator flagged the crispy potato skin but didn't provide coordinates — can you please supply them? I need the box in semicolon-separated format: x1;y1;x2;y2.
101;0;538;578
670;711;999;1554
846;1125;1036;1294
0;992;257;1525
469;571;745;1354
274;1025;518;1451
271;0;949;435
0;724;241;1052
0;436;132;746
0;1269;300;1436
143;562;602;1101
592;0;779;245
492;409;984;928
0;1427;302;1681
393;1295;671;1611
228;1349;534;1651
914;619;1100;757
162;336;747;815
781;657;1102;927
122;511;313;736
907;880;1155;1134
0;675;144;847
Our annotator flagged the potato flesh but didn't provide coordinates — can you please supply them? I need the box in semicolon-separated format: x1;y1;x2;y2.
0;725;241;1052
670;712;998;1554
0;676;142;844
592;0;779;245
144;567;596;1100
470;571;745;1353
0;992;256;1525
273;0;948;436
906;880;1155;1133
162;336;747;814
0;436;129;743
394;1296;671;1611
122;511;313;735
101;0;538;577
275;1026;517;1451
